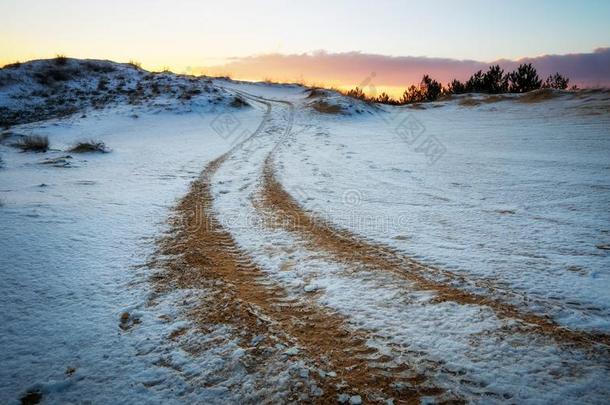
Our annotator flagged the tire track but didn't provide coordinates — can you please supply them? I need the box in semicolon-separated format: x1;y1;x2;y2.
259;148;610;351
155;99;449;403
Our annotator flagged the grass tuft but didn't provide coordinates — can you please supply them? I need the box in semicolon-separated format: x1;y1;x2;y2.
128;60;142;70
54;54;68;66
20;390;42;405
68;140;109;153
15;135;49;152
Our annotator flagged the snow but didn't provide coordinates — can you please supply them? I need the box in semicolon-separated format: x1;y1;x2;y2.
0;58;242;126
210;90;610;402
2;59;610;403
349;394;363;405
276;92;610;332
0;95;278;403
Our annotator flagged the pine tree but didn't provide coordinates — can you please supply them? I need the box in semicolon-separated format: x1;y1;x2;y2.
542;73;569;90
420;75;442;101
465;70;485;93
400;85;424;104
482;65;509;93
447;79;466;94
509;63;542;93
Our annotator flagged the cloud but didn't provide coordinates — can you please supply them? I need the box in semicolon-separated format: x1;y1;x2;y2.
195;48;610;89
502;47;610;87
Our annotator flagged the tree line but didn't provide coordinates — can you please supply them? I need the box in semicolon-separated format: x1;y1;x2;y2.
345;64;571;105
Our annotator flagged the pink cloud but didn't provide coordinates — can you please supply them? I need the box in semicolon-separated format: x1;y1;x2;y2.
198;48;610;89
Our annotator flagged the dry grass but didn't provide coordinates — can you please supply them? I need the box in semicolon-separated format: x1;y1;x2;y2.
34;64;79;85
20;390;42;405
458;94;510;107
458;97;481;107
128;60;142;70
519;88;560;103
437;93;453;102
68;140;109;153
15;135;49;152
306;88;325;98
2;61;21;69
83;61;116;73
575;88;610;99
310;100;343;114
54;55;68;66
229;96;249;108
481;94;510;103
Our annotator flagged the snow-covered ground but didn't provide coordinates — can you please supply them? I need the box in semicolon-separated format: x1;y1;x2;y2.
277;92;610;332
1;60;609;403
213;90;610;403
0;71;272;402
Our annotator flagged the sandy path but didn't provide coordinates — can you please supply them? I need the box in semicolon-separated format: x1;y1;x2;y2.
155;97;447;403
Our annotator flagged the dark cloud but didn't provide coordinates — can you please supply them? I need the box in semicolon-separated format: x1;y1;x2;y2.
198;48;610;88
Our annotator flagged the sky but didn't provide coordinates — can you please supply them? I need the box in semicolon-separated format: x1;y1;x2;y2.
1;0;609;93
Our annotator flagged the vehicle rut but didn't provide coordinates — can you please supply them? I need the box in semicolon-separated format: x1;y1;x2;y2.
155;98;449;403
259;128;610;352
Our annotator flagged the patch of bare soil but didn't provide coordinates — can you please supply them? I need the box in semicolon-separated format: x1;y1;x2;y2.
259;156;610;351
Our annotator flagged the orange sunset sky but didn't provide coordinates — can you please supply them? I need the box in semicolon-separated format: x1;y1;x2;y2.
2;0;609;95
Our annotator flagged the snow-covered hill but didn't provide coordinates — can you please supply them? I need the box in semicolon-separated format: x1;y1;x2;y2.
0;58;248;126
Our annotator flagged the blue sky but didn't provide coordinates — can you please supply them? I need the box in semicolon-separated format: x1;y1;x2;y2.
1;0;609;69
